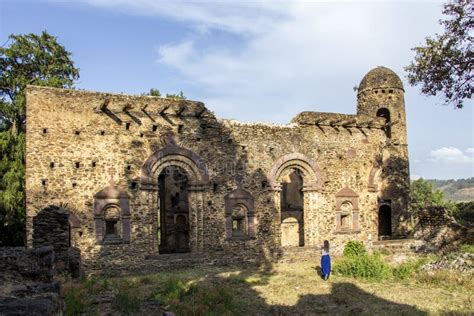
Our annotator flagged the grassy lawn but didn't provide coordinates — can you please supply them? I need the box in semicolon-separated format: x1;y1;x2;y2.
65;258;473;315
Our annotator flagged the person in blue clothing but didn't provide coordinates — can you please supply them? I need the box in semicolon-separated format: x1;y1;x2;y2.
321;240;331;280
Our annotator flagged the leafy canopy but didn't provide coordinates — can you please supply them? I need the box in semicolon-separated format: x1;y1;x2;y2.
0;30;80;132
405;0;473;108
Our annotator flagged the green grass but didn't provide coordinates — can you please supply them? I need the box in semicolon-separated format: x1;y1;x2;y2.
63;258;473;315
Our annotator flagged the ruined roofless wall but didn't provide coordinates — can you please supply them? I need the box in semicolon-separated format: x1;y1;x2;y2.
25;72;407;272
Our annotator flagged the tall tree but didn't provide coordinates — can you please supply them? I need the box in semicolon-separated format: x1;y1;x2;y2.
405;0;473;108
0;31;79;245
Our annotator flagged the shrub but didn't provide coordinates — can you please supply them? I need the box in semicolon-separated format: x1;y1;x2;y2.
64;286;85;316
334;252;391;281
459;244;474;254
343;240;367;258
392;258;426;280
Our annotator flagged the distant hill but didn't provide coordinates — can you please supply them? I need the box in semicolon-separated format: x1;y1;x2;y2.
424;177;474;202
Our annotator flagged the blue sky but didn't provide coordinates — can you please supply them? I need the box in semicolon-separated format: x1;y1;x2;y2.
1;0;473;179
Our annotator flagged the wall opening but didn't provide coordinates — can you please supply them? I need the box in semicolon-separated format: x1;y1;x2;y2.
280;169;304;247
376;108;391;138
158;165;190;254
378;204;392;238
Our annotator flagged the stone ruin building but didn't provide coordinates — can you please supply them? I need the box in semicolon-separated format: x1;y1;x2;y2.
25;66;410;272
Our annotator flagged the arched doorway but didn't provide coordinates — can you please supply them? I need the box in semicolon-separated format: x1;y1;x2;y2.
158;166;190;253
378;205;392;237
280;169;304;246
268;153;323;247
141;142;209;254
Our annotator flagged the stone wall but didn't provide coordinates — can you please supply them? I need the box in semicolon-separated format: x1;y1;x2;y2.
25;66;411;272
0;246;63;315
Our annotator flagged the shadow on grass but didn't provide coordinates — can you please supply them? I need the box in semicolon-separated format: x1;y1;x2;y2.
143;263;427;315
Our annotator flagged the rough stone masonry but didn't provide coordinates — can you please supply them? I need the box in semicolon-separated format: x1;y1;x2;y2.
25;66;410;272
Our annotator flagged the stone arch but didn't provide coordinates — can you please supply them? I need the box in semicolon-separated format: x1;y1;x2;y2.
141;145;209;189
268;153;323;191
269;153;323;247
140;144;208;253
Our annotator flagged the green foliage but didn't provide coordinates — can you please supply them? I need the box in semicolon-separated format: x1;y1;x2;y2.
410;178;449;214
165;91;186;100
405;0;473;108
459;243;474;254
335;242;427;281
392;258;427;280
148;88;161;97
64;286;86;316
151;278;187;304
0;31;79;246
452;201;474;224
334;252;392;281
343;240;367;258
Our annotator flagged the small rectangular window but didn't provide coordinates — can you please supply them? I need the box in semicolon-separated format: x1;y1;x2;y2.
75;131;80;136
125;122;131;130
43;128;48;134
75;162;80;168
50;162;55;168
92;161;96;168
100;131;105;136
152;124;158;132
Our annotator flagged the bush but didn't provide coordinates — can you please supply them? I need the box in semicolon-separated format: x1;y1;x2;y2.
334;252;392;281
459;244;474;254
392;258;426;280
453;201;474;225
343;240;367;258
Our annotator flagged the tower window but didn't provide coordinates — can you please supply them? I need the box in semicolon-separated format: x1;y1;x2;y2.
376;108;391;139
92;161;96;168
43;128;48;134
75;162;80;168
100;130;105;135
50;162;55;168
125;122;131;130
152;124;158;132
75;131;80;136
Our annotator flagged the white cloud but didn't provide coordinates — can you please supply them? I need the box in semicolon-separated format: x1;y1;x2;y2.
429;147;474;164
79;1;445;122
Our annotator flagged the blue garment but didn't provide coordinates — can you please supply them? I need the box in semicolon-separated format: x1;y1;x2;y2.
321;254;331;277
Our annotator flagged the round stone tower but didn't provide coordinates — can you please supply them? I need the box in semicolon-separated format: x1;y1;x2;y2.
357;66;407;146
357;66;411;237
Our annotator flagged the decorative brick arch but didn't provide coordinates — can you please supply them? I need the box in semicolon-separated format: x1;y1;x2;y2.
140;144;209;190
93;186;131;243
268;153;323;191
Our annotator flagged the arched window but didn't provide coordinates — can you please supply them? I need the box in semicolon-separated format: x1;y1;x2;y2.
376;108;391;138
94;186;131;244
